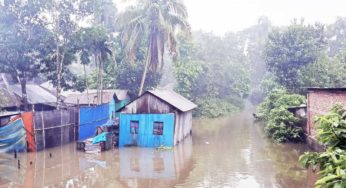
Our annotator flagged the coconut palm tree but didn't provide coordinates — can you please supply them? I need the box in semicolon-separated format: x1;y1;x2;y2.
118;0;190;96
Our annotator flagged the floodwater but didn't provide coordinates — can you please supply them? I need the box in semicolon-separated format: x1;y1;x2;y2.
0;104;314;188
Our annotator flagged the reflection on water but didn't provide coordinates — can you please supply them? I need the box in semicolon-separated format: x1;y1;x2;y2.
0;104;314;188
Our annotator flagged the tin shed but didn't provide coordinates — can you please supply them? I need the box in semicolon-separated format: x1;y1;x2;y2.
118;89;197;147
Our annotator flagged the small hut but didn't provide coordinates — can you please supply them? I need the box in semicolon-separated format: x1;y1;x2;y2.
117;89;197;147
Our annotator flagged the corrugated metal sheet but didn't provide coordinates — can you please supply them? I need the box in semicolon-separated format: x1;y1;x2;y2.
9;84;57;104
147;89;197;112
0;84;57;107
0;111;20;118
119;113;175;147
34;108;78;150
64;90;129;105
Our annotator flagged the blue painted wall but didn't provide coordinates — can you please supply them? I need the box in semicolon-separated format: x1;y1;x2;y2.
119;113;175;147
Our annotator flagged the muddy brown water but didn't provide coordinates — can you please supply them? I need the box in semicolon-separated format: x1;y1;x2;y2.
0;107;314;188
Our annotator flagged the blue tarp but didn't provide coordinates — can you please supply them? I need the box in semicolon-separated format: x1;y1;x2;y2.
119;113;175;147
79;104;110;140
79;99;130;140
92;132;110;144
0;118;27;153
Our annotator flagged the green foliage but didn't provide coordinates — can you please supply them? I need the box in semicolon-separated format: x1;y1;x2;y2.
115;62;162;98
315;105;346;149
174;60;203;99
257;89;306;142
299;105;346;188
174;32;251;118
264;22;326;93
118;0;190;95
299;53;346;89
194;98;240;118
0;0;52;109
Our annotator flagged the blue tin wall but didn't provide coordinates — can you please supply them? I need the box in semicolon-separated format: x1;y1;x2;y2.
79;103;110;140
79;99;130;140
119;113;175;147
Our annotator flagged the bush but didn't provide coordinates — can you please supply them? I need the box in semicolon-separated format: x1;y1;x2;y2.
194;98;240;118
257;88;306;142
299;105;346;188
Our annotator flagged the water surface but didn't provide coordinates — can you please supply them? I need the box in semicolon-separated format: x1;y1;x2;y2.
0;106;313;187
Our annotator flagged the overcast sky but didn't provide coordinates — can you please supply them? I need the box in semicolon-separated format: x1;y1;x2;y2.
184;0;346;35
115;0;346;36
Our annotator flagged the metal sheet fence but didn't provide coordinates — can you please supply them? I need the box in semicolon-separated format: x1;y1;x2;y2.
34;108;79;151
79;104;110;140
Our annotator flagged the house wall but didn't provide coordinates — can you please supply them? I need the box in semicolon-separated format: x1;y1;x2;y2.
119;93;175;114
119;93;194;147
174;111;192;145
307;90;346;138
119;113;175;147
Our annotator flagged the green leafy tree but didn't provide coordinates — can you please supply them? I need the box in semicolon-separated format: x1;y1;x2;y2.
257;88;306;142
115;62;162;98
264;22;326;93
118;0;190;96
299;53;346;89
326;17;346;56
174;33;251;117
0;0;51;110
299;105;346;188
74;27;113;104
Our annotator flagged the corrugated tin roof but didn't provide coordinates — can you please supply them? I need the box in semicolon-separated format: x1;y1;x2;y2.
306;87;346;92
147;89;197;112
9;84;57;104
0;111;20;118
64;90;129;105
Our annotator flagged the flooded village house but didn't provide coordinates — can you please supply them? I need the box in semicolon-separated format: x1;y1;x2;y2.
304;88;346;149
118;89;197;147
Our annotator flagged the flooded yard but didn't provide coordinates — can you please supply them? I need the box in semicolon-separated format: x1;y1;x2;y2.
0;107;313;188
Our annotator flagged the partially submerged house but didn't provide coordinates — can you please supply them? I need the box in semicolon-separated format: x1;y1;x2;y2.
118;89;197;147
306;88;346;150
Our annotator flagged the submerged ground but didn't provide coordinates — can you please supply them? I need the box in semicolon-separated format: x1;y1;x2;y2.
0;104;313;188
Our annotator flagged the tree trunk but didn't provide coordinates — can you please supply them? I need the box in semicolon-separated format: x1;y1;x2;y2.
84;64;90;106
20;73;29;111
99;55;103;104
138;50;151;96
56;52;65;110
95;54;100;104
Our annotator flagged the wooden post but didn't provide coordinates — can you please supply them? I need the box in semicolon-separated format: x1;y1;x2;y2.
42;111;45;149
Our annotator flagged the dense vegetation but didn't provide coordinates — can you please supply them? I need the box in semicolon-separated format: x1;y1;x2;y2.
257;89;306;142
257;20;346;142
174;33;251;117
1;0;346;120
299;105;346;188
0;0;256;117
